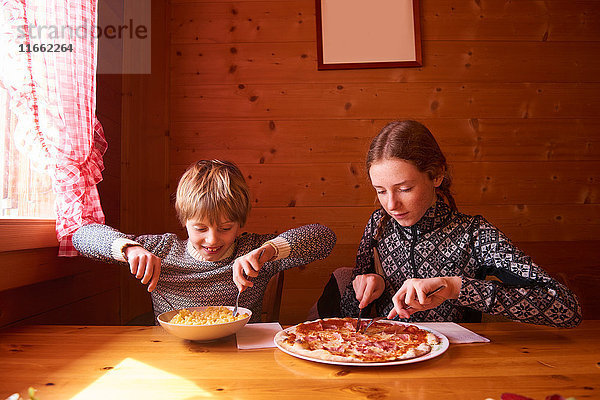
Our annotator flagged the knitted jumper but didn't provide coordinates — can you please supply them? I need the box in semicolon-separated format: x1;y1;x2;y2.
73;223;336;323
340;200;581;328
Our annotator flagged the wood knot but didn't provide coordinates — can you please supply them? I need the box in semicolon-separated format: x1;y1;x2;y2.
346;385;388;399
188;346;209;353
335;369;351;376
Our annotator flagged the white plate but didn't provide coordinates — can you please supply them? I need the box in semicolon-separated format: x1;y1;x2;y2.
274;320;449;367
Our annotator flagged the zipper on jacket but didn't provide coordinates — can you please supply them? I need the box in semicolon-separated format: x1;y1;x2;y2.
409;226;418;278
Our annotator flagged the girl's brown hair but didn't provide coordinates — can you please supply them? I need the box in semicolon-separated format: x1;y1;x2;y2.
367;120;457;240
175;160;251;227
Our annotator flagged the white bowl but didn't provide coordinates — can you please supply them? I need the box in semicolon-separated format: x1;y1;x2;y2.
158;306;252;341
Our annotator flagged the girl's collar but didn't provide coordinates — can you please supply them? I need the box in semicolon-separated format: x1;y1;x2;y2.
186;240;236;262
394;198;453;235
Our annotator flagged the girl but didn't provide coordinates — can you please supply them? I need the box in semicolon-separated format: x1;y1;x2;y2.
338;120;581;328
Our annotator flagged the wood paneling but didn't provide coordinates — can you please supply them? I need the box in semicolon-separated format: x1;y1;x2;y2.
170;0;600;43
170;41;600;85
170;119;600;163
0;264;121;328
0;248;84;293
164;0;600;324
171;83;600;120
421;1;600;42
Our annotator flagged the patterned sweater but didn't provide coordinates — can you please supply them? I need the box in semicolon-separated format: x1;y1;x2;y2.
340;200;582;328
73;223;336;323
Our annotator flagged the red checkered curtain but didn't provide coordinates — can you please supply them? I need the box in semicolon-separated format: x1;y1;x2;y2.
0;0;106;256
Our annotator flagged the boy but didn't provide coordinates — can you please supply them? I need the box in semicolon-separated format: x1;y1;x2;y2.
73;160;336;322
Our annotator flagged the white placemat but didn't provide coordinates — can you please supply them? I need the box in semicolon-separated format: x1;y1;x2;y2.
418;322;490;343
236;322;283;349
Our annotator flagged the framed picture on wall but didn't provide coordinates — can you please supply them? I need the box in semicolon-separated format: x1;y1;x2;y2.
315;0;422;70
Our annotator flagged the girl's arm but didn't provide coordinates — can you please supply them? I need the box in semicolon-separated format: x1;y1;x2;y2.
459;216;582;328
340;211;391;317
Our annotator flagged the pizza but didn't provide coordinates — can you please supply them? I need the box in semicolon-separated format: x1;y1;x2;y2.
274;317;442;364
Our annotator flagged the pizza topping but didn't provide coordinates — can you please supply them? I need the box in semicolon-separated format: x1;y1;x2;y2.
296;321;324;333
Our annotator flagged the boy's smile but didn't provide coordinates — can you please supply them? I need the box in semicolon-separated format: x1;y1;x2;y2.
185;218;241;261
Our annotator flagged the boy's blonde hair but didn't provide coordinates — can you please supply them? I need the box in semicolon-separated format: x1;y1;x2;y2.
175;160;251;227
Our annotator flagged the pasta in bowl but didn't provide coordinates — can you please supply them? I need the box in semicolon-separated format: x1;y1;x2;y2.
158;306;252;341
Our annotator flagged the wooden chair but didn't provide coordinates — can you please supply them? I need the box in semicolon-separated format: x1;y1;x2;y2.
261;271;285;322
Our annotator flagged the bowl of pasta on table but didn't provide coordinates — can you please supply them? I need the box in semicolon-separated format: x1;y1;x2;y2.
158;306;252;341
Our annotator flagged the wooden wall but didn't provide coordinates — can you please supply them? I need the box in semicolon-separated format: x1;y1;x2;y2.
165;0;600;324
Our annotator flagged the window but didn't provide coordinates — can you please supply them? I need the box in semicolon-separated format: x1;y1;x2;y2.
0;85;55;219
0;85;57;251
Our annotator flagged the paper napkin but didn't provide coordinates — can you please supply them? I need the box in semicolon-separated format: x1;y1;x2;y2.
418;322;490;343
236;322;283;349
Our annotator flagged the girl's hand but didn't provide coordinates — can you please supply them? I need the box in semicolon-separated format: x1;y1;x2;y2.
352;273;385;309
232;244;275;292
387;276;462;319
124;245;162;292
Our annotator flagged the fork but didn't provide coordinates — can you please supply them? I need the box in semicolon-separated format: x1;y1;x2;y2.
405;285;446;310
233;248;264;317
361;285;446;334
232;289;242;318
155;290;176;311
361;316;385;333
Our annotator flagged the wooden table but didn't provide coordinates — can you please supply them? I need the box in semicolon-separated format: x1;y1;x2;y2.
1;321;599;400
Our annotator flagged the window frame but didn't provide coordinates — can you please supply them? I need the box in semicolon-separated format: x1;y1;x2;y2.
0;218;58;252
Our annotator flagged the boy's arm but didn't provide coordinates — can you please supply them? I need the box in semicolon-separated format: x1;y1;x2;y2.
232;224;335;292
72;223;138;264
265;223;336;269
72;223;172;292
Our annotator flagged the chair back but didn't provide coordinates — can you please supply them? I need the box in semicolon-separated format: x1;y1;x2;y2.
261;271;285;322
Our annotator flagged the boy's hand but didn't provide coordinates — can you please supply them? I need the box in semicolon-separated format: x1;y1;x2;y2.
232;244;274;292
387;276;462;319
124;245;162;292
353;273;385;309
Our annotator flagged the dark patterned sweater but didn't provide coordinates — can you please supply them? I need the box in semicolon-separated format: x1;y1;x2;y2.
73;223;336;323
340;200;582;328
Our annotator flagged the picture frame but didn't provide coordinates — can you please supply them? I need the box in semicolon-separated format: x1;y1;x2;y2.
315;0;422;70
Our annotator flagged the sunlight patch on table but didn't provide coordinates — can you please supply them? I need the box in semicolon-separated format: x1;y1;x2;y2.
70;358;212;399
